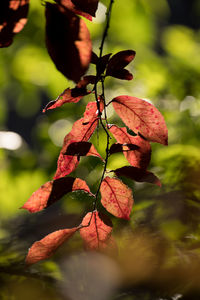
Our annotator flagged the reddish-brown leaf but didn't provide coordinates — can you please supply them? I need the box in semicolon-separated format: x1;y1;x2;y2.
65;141;103;160
45;3;92;83
107;50;136;72
54;101;103;179
71;0;99;17
22;177;91;213
112;96;168;145
109;125;151;169
114;166;161;187
0;0;29;47
26;228;77;265
97;53;112;76
108;69;133;81
100;177;133;220
106;50;135;80
79;211;113;250
55;0;93;21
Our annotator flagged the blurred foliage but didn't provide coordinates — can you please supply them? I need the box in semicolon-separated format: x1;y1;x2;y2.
1;0;200;299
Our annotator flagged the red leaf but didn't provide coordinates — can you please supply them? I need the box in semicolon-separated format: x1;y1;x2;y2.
112;96;168;145
43;75;96;112
26;228;77;265
114;166;161;187
22;177;91;213
55;0;93;21
65;141;103;160
100;177;134;220
45;3;92;83
79;211;113;250
83;100;104;124
43;88;89;112
109;125;151;169
0;0;29;47
54;101;103;179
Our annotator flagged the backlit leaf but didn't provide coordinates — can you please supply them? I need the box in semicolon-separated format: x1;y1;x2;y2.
43;87;89;112
26;228;77;265
45;3;92;83
54;101;103;179
0;0;29;47
114;166;161;187
79;211;113;250
22;177;91;213
109;125;151;169
112;96;168;145
100;177;133;220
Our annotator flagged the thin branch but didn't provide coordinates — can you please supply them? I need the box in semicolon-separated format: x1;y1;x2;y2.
92;0;114;212
99;0;114;59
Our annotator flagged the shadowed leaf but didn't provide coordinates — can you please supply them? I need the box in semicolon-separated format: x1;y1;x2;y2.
65;141;103;160
109;125;151;169
108;69;133;80
55;0;94;20
100;177;134;220
114;166;161;187
22;177;91;213
106;50;135;80
71;0;99;17
112;96;168;145
79;211;113;250
109;143;140;155
0;0;29;47
45;3;92;83
26;228;77;265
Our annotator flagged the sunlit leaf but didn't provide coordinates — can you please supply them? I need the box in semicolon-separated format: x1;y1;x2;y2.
0;0;29;47
79;211;113;250
22;177;92;213
109;125;151;169
45;3;92;82
26;228;77;265
114;166;161;187
100;177;133;219
112;96;168;145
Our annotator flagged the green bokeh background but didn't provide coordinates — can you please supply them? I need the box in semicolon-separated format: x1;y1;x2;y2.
1;0;200;299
